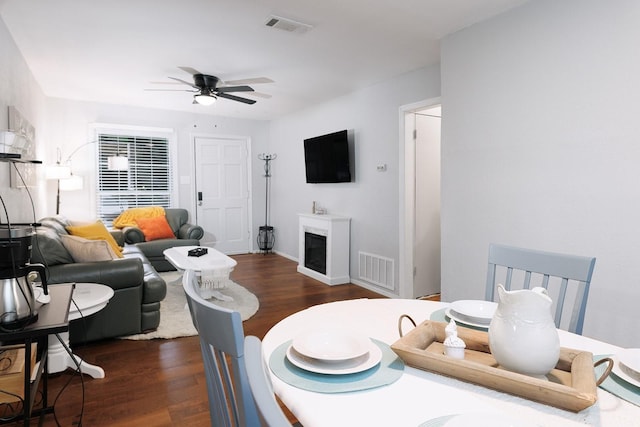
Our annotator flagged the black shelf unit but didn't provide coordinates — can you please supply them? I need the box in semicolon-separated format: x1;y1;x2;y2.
0;154;42;164
0;285;72;426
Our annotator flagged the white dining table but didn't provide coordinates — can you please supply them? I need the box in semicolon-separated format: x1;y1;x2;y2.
262;298;640;427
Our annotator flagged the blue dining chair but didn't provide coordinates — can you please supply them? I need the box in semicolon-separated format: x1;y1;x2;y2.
244;335;299;427
182;269;260;427
485;243;596;335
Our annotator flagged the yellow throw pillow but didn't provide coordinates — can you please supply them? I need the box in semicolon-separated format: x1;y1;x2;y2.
112;206;166;229
60;234;120;262
135;216;176;241
66;220;123;258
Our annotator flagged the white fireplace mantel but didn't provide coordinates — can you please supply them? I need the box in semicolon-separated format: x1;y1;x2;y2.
297;213;350;285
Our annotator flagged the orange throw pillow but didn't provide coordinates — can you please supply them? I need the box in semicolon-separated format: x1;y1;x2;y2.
135;216;176;241
66;220;123;258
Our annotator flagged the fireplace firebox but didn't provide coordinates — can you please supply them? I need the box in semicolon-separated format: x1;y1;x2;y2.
304;232;327;274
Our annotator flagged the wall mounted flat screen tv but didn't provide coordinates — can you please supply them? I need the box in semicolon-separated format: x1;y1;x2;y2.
304;129;352;183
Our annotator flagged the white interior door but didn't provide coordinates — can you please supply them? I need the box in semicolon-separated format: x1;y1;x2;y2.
413;107;441;298
194;136;250;254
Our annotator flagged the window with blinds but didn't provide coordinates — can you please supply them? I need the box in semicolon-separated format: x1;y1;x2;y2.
97;133;172;227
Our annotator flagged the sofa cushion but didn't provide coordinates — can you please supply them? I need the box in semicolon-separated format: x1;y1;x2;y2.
135;216;176;241
60;234;120;262
31;226;74;266
66;220;123;258
112;206;165;228
39;216;71;235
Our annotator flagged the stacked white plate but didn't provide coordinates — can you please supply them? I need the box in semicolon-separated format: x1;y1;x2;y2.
446;300;498;328
611;348;640;388
286;329;382;375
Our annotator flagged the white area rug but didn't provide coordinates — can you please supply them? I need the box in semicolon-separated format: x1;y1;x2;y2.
121;271;260;340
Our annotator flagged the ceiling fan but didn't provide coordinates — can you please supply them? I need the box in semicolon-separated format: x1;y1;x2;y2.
147;67;273;106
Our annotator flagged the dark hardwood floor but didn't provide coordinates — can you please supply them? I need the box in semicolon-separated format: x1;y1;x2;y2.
39;253;385;426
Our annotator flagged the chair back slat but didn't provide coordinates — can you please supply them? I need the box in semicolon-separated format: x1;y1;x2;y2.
523;271;532;289
554;278;569;327
183;269;260;427
505;268;513;290
541;275;550;290
244;335;293;427
485;265;498;301
486;244;596;335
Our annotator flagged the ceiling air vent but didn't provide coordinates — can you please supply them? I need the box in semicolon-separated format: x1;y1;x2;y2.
265;15;312;34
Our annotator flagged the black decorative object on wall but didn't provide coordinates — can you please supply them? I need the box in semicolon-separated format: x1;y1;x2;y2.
257;153;276;253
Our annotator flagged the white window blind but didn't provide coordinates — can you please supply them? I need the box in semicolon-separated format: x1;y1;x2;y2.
96;133;172;226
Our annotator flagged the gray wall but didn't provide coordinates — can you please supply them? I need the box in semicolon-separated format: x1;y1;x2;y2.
0;17;47;223
441;0;640;346
268;66;441;295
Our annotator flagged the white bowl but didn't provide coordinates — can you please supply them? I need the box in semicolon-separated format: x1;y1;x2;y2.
286;341;381;375
450;300;497;323
292;329;371;361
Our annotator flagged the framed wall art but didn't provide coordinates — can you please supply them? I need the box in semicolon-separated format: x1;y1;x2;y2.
8;106;37;188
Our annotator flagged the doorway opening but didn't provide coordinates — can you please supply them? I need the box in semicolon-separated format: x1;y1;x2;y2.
399;99;441;299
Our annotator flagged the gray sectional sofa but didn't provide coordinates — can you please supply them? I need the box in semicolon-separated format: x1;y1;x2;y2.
30;210;201;344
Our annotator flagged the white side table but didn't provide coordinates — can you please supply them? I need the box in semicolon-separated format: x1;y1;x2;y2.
47;283;114;379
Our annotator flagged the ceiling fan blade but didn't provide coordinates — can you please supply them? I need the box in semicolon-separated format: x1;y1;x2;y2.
144;88;197;92
217;93;257;105
168;76;199;89
216;85;254;93
178;66;203;75
224;77;274;85
246;91;272;99
149;81;183;85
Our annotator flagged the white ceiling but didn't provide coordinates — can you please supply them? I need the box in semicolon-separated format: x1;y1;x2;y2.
0;0;528;121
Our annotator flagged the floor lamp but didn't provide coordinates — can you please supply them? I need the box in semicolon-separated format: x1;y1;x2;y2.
46;144;129;214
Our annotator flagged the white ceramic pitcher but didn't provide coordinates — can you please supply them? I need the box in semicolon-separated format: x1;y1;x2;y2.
488;284;560;377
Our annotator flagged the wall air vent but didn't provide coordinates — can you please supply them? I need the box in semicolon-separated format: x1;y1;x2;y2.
359;251;394;290
265;15;313;34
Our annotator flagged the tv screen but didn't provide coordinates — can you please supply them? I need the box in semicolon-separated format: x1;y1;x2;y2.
304;130;351;183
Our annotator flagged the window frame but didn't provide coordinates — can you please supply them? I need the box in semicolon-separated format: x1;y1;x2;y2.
92;124;177;227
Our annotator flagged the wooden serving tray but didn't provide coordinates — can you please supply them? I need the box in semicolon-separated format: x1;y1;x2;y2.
391;320;598;412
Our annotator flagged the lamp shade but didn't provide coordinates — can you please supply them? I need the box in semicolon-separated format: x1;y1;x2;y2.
46;164;72;180
108;156;129;171
59;174;84;191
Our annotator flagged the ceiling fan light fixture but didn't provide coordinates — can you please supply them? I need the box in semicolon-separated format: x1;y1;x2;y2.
194;93;217;106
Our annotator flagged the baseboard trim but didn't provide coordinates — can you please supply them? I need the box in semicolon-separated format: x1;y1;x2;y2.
349;278;398;298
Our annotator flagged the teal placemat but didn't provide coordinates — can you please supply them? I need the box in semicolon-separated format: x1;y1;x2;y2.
430;307;448;323
594;354;640;407
269;338;404;393
429;308;488;331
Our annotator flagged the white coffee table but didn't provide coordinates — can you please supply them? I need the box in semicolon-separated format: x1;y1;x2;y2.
164;245;237;299
48;283;114;379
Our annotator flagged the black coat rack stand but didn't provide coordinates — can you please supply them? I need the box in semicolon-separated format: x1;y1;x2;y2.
257;153;276;254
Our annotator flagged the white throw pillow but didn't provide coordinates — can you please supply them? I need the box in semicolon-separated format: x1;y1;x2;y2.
59;234;120;263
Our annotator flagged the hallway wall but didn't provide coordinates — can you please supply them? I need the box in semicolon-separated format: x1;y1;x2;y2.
440;0;640;346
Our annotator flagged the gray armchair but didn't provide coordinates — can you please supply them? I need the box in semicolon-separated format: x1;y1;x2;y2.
123;208;204;271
